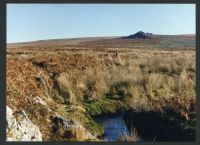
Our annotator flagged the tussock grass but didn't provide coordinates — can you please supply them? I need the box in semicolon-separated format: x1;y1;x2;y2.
7;48;195;141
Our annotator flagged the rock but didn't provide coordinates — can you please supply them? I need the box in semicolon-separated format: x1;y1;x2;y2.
35;75;44;82
50;115;96;141
123;31;154;39
6;106;42;141
33;96;47;106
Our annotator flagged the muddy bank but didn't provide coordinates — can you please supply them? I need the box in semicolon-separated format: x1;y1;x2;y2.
123;109;195;141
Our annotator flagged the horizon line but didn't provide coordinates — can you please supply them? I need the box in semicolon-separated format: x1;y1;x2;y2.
7;32;196;44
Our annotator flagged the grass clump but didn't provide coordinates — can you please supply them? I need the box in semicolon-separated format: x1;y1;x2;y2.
120;128;139;141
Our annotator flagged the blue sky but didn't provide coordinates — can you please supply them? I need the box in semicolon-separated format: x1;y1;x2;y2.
7;4;195;43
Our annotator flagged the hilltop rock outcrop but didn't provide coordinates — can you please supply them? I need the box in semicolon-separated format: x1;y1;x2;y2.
123;31;154;39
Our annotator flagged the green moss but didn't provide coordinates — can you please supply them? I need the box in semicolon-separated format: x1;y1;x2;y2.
85;119;103;136
74;112;102;135
58;104;104;137
85;96;129;116
85;100;108;116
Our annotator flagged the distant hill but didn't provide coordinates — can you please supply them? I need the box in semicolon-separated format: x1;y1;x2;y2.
7;37;117;48
80;32;195;49
7;32;195;50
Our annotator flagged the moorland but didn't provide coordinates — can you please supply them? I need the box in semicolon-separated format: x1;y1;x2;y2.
6;31;196;141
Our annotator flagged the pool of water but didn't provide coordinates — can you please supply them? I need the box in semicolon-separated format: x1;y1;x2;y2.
94;114;131;141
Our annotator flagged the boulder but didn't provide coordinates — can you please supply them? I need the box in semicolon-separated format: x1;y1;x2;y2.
6;106;42;141
50;115;96;141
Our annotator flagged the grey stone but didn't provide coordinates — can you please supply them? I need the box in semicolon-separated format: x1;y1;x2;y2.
50;115;96;140
6;106;43;141
33;96;47;106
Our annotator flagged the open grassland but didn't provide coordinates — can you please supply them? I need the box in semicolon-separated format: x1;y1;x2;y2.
7;47;196;141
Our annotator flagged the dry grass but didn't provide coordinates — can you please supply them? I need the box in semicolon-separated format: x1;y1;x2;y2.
70;126;89;141
120;128;139;141
7;47;196;141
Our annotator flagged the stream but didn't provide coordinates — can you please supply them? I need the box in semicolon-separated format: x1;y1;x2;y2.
94;114;131;141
